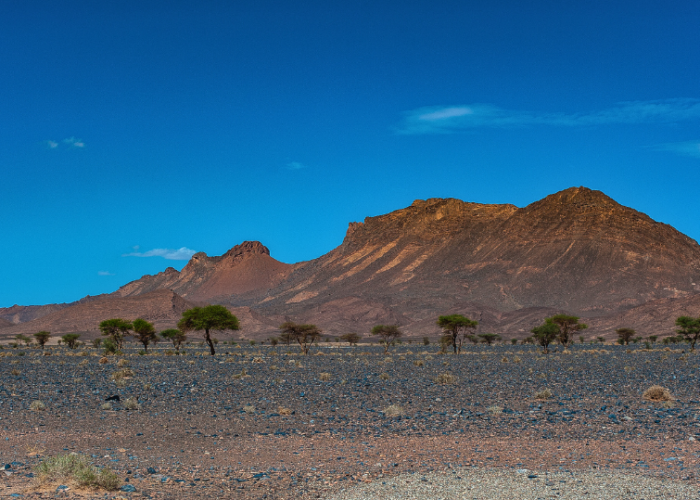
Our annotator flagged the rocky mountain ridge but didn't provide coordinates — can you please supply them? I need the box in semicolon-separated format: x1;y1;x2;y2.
3;187;700;340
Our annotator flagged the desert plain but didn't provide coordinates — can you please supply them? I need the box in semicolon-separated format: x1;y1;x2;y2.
1;341;700;499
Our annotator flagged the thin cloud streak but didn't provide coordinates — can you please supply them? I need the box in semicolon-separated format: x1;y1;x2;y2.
651;140;700;159
286;161;308;170
97;271;114;276
123;247;197;260
397;99;700;134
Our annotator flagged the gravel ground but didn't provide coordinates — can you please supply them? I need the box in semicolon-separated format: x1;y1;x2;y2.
1;343;699;498
325;468;700;500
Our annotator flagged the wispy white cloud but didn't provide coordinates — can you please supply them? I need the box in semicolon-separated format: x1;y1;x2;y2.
98;271;115;276
286;161;308;170
651;140;700;159
397;99;700;134
63;137;85;148
44;137;86;149
123;247;197;261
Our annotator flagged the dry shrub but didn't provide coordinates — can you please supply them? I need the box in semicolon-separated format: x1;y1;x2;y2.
434;372;457;385
383;357;393;363
116;359;129;367
124;397;140;410
379;372;390;381
319;372;331;381
487;405;503;414
413;360;424;367
98;357;109;364
252;357;264;363
243;405;255;414
34;454;120;491
111;368;134;381
534;388;553;400
278;406;293;415
383;404;404;417
30;400;46;411
501;356;508;363
513;356;522;363
642;385;674;402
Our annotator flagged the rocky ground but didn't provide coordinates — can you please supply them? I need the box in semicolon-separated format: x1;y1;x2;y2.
1;342;700;499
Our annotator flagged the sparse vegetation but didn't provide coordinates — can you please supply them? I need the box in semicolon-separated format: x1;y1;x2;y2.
178;305;240;355
33;331;51;348
61;333;81;349
383;404;404;417
99;318;133;350
34;453;120;490
371;324;402;353
642;385;674;402
434;372;457;384
534;388;553;400
437;314;478;354
30;400;46;411
132;318;157;353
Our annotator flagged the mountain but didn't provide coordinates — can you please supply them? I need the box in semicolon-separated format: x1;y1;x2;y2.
4;187;700;341
113;241;294;302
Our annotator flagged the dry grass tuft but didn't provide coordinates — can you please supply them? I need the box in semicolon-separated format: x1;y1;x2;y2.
319;372;331;381
243;405;256;414
34;453;120;491
30;400;46;411
379;372;390;381
413;360;424;367
642;385;674;402
383;404;405;417
98;357;109;364
434;372;457;385
123;397;140;410
116;359;129;367
534;388;553;400
278;406;293;415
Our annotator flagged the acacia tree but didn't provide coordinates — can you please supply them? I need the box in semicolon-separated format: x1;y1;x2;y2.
15;334;33;347
34;331;51;349
478;333;501;345
675;316;700;351
545;314;587;347
531;322;559;354
437;314;478;354
61;333;81;349
370;324;402;353
160;328;187;353
279;321;322;355
132;318;157;353
99;318;133;350
340;333;361;346
178;305;239;355
616;327;636;345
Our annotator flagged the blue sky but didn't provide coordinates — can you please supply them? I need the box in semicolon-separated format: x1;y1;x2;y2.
2;0;700;307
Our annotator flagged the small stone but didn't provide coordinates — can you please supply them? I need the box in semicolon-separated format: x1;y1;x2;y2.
121;484;136;492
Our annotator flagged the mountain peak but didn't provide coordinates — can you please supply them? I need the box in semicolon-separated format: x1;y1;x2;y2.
222;241;270;259
535;186;619;209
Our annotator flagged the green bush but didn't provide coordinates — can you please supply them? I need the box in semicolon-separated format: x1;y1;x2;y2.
35;454;120;490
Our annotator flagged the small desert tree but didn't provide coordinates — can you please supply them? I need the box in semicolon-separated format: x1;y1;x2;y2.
340;332;361;346
531;322;559;354
15;334;33;347
370;324;402;353
279;322;322;355
61;333;81;349
478;333;500;345
178;305;240;356
132;318;157;353
160;329;187;353
616;327;636;345
545;314;587;348
675;316;700;351
33;331;51;349
437;314;478;354
99;318;133;350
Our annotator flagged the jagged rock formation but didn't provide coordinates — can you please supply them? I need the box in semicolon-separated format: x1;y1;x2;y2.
4;187;700;340
114;241;294;302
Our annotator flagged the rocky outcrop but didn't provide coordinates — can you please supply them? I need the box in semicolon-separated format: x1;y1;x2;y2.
114;241;294;302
